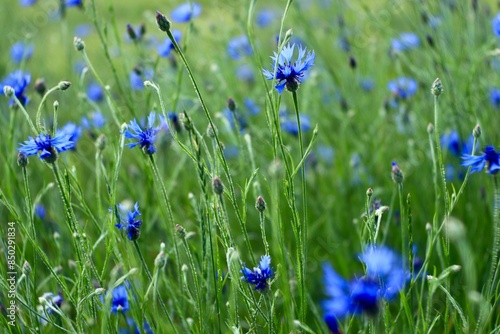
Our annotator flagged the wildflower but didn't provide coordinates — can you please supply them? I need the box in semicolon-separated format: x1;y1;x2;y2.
129;67;154;91
235;64;255;83
110;285;129;313
391;161;404;184
81;111;106;130
280;111;311;136
126;23;146;42
65;0;82;7
18;132;73;163
35;204;46;220
74;24;93;38
322;246;407;332
263;43;315;94
157;29;182;57
440;130;461;157
256;8;276;28
461;146;500;174
388;77;417;100
57;123;82;150
241;255;274;291
0;70;31;106
38;292;64;324
171;2;202;23
115;202;142;241
244;97;260;115
20;0;36;5
390;32;420;52
490;88;500;110
86;82;104;102
227;35;253;60
493;12;500;37
10;42;34;63
125;112;161;155
360;78;374;92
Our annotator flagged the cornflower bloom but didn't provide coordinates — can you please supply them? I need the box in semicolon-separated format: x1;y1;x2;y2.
171;2;202;23
461;146;500;175
18;132;73;163
263;43;315;94
10;42;34;63
124;112;161;154
241;255;274;291
115;202;142;241
1;70;31;106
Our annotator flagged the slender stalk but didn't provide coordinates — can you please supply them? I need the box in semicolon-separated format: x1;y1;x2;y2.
36;85;60;133
487;176;500;297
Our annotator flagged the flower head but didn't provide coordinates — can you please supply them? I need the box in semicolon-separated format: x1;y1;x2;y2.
124;112;161;154
490;88;500;110
263;43;315;94
1;70;31;106
241;255;274;291
388;77;417;100
10;42;34;63
461;146;500;175
280;111;311;136
391;32;420;52
110;285;129;313
65;0;82;7
18;132;73;163
129;67;154;91
227;35;253;60
57;123;82;150
115;202;142;241
493;12;500;37
87;82;104;102
171;2;202;23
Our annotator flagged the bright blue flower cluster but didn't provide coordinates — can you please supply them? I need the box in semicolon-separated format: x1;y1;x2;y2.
461;146;500;175
125;112;162;155
115;202;143;241
263;43;315;94
322;246;407;333
241;255;274;291
18;132;74;162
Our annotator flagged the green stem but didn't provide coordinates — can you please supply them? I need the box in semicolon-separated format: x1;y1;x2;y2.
488;176;500;297
36;85;60;134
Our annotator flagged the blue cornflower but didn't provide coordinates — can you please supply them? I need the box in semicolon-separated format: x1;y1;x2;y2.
10;42;34;63
461;146;500;174
256;8;276;27
223;145;239;159
18;132;73;162
227;35;253;60
241;255;274;291
171;2;202;23
388;77;417;100
65;0;82;7
35;204;46;220
87;82;104;102
115;202;142;241
20;0;37;5
322;245;407;333
1;70;31;106
263;43;315;94
235;64;255;83
391;32;420;52
125;112;161;155
57;123;82;150
157;29;182;57
108;285;130;313
39;292;64;314
74;24;93;38
441;130;461;157
129;67;154;91
360;78;374;92
223;108;247;132
82;111;105;130
490;88;500;109
280;112;311;136
493;12;500;37
244;98;260;115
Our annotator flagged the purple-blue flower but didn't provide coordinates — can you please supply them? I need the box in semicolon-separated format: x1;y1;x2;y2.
115;202;142;241
227;35;253;60
280;112;311;136
109;285;129;313
87;82;104;102
82;111;105;130
157;29;182;57
388;77;417;100
241;255;274;291
235;64;255;83
129;67;154;91
263;43;315;94
65;0;82;7
391;32;420;52
461;146;500;175
57;123;82;150
256;8;276;27
35;204;46;220
1;70;31;106
125;112;161;155
490;88;500;109
10;42;34;63
18;132;73;162
171;2;202;23
441;130;461;157
493;12;500;37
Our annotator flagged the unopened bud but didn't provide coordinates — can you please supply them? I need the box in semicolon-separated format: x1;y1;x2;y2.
74;36;85;51
3;85;14;97
95;134;106;151
206;124;217;138
349;56;357;69
17;152;28;167
427;123;434;134
126;24;137;41
23;261;32;276
366;188;373;197
58;81;72;91
227;98;236;112
431;78;443;96
176;224;187;239
156;11;171;32
154;243;167;268
35;78;47;96
213;177;224;195
391;161;404;184
255;196;266;212
473;124;481;139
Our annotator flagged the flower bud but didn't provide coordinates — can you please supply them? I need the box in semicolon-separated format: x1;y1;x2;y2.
35;78;47;96
17;152;28;167
156;11;171;32
473;124;481;139
255;196;266;212
74;36;85;51
23;261;32;276
58;81;72;91
213;177;224;195
431;78;443;96
391;161;404;184
95;134;106;151
176;224;187;239
126;24;137;41
366;188;373;198
3;85;14;97
227;98;236;112
427;123;434;134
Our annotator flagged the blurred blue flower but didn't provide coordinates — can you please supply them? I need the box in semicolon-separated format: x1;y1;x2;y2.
280;112;311;136
115;202;142;241
244;98;260;115
317;145;335;165
256;8;276;27
110;285;130;313
227;35;253;60
223;108;247;132
18;132;73;162
171;2;201;23
223;145;239;159
87;82;104;102
35;204;46;220
263;43;315;94
235;64;255;83
157;29;181;57
359;78;374;92
73;60;87;75
490;88;500;109
74;24;93;37
461;146;500;175
125;23;145;43
125;317;154;334
391;32;420;52
241;255;274;291
441;130;461;157
493;12;500;37
388;77;417;100
10;42;34;63
65;0;82;7
57;123;82;150
1;70;31;106
40;292;63;314
322;245;407;333
82;111;105;129
125;112;161;155
337;36;350;52
20;0;36;6
129;67;154;91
